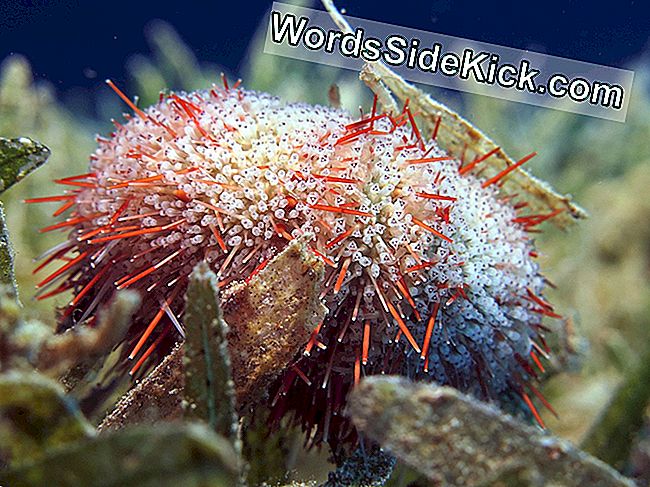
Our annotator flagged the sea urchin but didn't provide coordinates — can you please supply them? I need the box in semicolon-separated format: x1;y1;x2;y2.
29;79;561;447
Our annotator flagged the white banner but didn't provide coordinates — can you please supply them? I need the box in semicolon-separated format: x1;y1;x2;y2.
265;2;634;122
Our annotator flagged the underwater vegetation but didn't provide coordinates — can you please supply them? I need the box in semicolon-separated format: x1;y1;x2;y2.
1;2;649;485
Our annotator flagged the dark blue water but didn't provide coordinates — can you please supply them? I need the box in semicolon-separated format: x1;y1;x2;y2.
1;0;647;90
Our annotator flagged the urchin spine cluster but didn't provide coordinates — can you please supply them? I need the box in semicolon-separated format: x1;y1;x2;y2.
28;79;561;445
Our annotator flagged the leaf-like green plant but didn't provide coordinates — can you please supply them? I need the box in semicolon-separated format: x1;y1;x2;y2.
0;136;49;296
349;376;635;487
0;423;239;487
0;371;94;465
184;262;239;448
582;347;650;470
0;136;50;193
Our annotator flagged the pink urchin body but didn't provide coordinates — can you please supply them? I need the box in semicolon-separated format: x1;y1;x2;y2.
31;81;560;446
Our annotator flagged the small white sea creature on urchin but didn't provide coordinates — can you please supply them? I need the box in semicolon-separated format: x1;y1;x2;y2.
29;78;563;447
